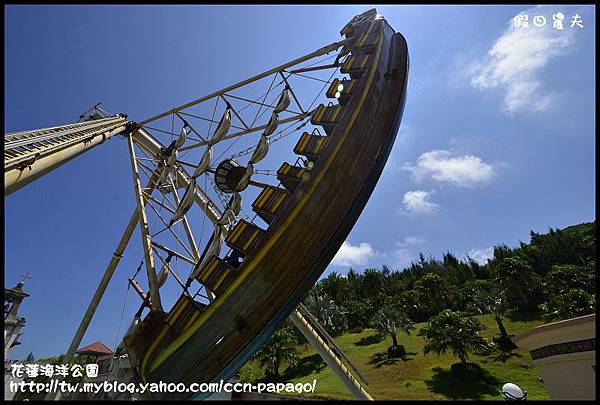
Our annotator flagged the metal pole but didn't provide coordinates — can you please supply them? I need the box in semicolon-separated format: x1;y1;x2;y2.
168;178;200;261
168;179;215;302
45;168;161;400
127;135;162;311
290;308;373;400
5;123;127;195
138;37;351;126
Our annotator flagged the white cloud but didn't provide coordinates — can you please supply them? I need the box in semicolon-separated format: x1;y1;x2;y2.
399;190;439;215
467;247;495;265
395;247;413;266
402;236;427;246
394;236;427;267
403;149;495;188
469;7;575;113
331;241;375;267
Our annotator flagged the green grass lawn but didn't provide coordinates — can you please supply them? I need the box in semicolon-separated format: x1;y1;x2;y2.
239;312;550;400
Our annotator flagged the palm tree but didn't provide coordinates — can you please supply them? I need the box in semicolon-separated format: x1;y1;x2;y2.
418;310;490;365
469;285;517;354
370;298;414;349
470;286;511;338
303;289;348;335
255;322;300;378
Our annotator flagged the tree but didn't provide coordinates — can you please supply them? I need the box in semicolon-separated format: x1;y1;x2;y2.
540;262;596;322
383;267;405;297
523;225;595;276
361;268;386;304
469;285;512;338
370;297;414;349
492;244;518;261
413;273;456;315
440;252;476;285
396;289;428;322
255;321;300;378
30;354;88;386
418;310;491;365
491;255;540;306
540;289;595;322
544;263;595;296
346;269;363;298
320;272;350;305
303;289;348;336
343;298;376;331
469;284;517;354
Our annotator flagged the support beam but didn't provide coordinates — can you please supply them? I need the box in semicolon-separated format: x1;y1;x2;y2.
144;193;177;215
288;63;338;74
279;71;306;114
168;178;203;263
131;127;222;224
179;112;311;151
220;94;250;130
290;307;373;401
150;241;196;266
175;111;206;143
46;165;162;400
178;111;246;132
127;135;163;311
169;175;216;301
154;253;189;293
138;37;351;126
221;93;301;116
145;199;196;260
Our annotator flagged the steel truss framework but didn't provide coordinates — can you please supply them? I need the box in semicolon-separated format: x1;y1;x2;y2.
123;35;355;312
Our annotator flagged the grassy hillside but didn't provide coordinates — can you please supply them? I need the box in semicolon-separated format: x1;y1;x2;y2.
240;312;550;400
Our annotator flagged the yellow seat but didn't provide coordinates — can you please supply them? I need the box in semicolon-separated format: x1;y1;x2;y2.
225;220;264;255
294;131;327;160
251;186;288;225
326;78;357;105
277;162;310;193
195;256;236;296
311;104;343;135
341;54;371;79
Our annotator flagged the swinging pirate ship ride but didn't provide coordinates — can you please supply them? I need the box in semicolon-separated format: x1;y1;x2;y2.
4;8;408;400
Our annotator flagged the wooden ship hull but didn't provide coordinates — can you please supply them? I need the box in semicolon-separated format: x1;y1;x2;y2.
124;12;409;399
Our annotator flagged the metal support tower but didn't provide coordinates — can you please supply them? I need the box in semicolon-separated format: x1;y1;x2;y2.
4;113;129;195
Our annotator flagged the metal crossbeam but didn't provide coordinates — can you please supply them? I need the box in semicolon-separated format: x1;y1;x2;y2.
138;37;351;126
179;111;311;152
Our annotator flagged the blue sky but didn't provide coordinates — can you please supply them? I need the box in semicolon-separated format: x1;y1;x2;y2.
4;5;595;360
